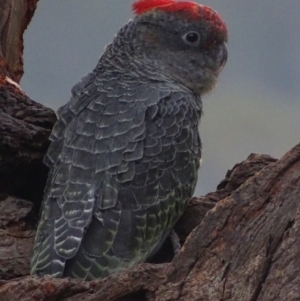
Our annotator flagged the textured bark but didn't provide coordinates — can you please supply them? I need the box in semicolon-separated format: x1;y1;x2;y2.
1;0;300;300
154;143;300;301
0;195;34;280
0;89;56;203
0;0;56;204
0;0;38;84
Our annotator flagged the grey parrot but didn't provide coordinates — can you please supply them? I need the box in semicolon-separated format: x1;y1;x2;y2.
31;0;228;280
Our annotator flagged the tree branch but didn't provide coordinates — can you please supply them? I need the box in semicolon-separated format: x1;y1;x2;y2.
0;0;39;84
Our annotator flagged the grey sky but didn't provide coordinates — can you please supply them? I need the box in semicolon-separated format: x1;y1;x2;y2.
22;1;300;195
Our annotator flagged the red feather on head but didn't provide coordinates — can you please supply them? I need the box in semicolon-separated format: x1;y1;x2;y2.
132;0;227;38
132;0;199;16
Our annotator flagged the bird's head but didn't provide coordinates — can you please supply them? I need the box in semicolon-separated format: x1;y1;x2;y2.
130;0;228;95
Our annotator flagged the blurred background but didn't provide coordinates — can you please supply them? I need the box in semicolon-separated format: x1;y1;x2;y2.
22;0;300;196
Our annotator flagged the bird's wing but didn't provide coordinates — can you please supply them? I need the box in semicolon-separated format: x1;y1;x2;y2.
63;83;202;280
31;75;202;279
30;70;101;277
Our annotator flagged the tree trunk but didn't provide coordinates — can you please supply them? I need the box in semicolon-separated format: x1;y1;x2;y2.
0;0;38;83
0;0;56;204
1;1;300;300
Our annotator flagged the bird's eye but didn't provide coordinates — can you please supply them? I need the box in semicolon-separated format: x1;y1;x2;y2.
183;32;200;45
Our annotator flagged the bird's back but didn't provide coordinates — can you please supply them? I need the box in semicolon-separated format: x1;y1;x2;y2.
30;72;202;280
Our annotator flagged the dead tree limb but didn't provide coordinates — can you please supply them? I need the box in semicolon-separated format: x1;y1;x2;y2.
0;0;38;83
0;0;56;202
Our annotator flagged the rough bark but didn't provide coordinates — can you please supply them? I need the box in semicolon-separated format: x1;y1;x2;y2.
0;0;56;204
0;89;56;203
1;0;300;300
0;195;34;280
155;143;300;301
0;0;38;84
